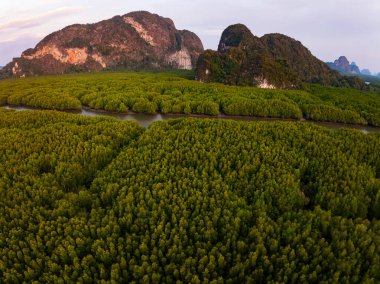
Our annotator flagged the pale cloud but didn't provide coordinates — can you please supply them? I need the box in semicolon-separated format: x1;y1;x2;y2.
0;33;46;44
0;7;82;31
0;34;42;64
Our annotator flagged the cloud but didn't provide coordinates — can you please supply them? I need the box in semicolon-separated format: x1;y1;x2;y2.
0;33;46;44
0;34;43;65
0;6;82;31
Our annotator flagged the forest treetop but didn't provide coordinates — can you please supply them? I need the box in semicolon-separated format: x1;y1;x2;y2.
0;110;379;282
1;71;379;126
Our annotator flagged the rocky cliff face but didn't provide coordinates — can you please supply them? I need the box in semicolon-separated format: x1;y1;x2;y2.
196;25;367;90
0;11;203;78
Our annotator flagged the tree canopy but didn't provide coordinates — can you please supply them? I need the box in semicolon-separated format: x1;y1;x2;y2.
0;110;379;282
1;72;379;125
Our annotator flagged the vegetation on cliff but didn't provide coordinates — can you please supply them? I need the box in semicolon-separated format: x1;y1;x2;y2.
196;24;369;90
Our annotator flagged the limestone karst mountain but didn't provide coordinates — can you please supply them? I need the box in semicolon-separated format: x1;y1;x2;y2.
0;11;203;78
196;24;367;89
326;56;361;75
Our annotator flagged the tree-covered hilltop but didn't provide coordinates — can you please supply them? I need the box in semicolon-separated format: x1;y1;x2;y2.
196;24;369;90
0;110;379;282
0;72;379;126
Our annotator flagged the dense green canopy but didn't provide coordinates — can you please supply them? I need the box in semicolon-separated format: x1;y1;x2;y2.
0;109;379;282
1;72;379;125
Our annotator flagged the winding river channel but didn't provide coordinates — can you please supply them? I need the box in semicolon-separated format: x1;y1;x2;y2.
3;105;380;133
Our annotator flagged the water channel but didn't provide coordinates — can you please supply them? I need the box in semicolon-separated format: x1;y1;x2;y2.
3;105;379;133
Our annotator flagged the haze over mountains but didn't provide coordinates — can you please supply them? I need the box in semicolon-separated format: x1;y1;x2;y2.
327;56;380;77
0;11;372;89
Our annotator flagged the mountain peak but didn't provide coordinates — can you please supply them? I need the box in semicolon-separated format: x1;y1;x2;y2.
0;11;204;78
327;56;361;75
335;56;350;67
217;24;257;52
196;26;368;90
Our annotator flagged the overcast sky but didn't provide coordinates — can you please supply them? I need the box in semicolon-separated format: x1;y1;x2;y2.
1;0;379;74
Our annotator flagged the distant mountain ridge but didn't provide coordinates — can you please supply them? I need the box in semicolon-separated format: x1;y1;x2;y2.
361;69;371;76
326;56;360;75
0;11;203;78
196;24;368;90
327;56;379;77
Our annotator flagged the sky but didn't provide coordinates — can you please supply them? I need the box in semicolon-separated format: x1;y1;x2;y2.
1;0;379;74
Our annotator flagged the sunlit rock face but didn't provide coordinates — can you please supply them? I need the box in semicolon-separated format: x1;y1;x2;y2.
1;11;204;78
